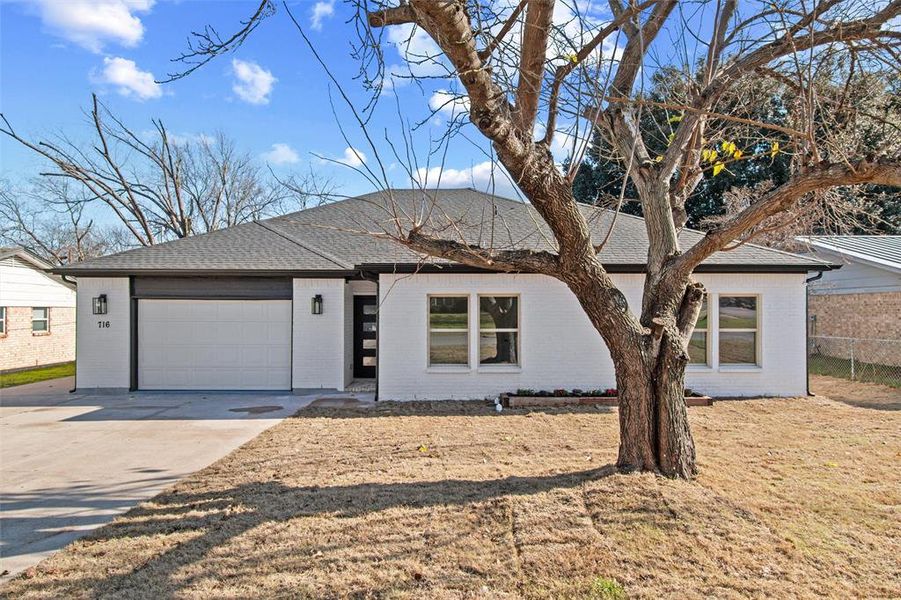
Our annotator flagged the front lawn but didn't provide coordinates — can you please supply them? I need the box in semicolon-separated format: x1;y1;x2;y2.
0;361;75;389
3;394;898;598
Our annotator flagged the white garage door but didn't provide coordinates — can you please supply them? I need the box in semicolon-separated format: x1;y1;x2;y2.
138;300;292;390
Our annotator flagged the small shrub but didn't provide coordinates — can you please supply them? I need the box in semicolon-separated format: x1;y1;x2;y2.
553;388;569;397
588;576;626;599
536;390;550;397
572;388;584;396
515;388;536;396
604;388;618;397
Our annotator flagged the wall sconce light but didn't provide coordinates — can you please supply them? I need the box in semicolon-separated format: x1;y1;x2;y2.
92;294;108;315
311;294;323;315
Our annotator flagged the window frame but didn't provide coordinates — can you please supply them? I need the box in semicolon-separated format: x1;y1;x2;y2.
717;294;761;367
426;294;470;368
687;294;710;368
32;306;51;334
0;306;6;336
477;294;521;368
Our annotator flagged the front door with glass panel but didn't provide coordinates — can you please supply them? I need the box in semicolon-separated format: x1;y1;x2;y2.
353;296;377;378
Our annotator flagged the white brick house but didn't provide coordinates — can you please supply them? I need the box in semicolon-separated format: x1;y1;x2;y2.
53;189;831;398
0;248;76;372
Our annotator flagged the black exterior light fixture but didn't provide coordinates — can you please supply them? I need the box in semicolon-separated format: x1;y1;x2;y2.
311;294;323;315
92;294;108;315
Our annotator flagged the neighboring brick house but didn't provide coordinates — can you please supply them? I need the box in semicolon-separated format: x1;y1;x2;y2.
0;248;76;372
797;235;901;366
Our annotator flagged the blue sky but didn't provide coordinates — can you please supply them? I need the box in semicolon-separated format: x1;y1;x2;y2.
1;0;536;200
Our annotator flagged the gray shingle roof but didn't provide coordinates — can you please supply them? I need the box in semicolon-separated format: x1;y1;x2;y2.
56;188;829;275
796;235;901;272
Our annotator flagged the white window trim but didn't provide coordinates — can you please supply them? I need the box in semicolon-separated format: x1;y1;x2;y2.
427;294;470;368
717;294;761;367
687;295;711;369
32;307;50;334
477;294;521;368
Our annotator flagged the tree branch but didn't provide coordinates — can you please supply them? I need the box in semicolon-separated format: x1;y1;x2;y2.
514;0;555;133
401;229;560;275
675;157;901;273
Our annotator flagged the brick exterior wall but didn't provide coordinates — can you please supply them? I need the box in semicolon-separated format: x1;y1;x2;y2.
808;291;901;367
809;292;901;339
0;306;76;371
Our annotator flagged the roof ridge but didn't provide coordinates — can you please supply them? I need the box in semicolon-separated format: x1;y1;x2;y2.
254;221;353;270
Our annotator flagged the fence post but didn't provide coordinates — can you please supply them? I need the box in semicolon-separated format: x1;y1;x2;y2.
850;338;855;381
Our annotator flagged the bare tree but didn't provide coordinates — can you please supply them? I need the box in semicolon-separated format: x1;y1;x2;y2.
0;179;130;265
141;0;901;477
1;96;334;248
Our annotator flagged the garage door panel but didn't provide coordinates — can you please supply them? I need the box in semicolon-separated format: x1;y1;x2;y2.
139;299;292;390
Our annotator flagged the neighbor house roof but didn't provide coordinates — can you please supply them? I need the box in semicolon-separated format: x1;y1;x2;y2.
1;247;76;289
54;189;831;276
795;235;901;274
0;246;52;269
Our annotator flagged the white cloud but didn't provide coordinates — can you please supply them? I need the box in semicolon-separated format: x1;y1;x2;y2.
338;146;366;167
93;56;161;100
317;146;367;168
414;160;519;198
428;90;470;118
310;0;335;31
262;143;301;165
27;0;153;53
382;23;447;89
231;59;276;105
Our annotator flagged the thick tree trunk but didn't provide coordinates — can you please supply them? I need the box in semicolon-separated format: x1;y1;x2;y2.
612;346;697;478
563;269;699;479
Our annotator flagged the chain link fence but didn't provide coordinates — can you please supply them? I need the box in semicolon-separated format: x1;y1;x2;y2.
808;336;901;388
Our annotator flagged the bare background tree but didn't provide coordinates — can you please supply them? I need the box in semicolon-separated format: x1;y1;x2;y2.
0;178;131;265
158;0;901;478
1;95;334;258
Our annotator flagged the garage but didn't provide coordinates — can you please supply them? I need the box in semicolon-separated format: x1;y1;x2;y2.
138;299;292;391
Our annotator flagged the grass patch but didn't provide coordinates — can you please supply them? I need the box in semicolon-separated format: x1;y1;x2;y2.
0;361;75;388
3;394;899;598
809;353;901;388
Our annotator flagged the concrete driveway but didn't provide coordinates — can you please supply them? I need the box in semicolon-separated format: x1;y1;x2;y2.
0;377;372;580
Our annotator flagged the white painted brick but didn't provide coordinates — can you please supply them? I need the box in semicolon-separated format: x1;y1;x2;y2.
75;277;130;389
377;272;808;400
292;278;346;390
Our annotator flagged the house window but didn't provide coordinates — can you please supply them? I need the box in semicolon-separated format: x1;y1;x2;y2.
479;296;519;365
688;295;708;365
0;307;6;335
32;307;50;333
428;296;469;366
718;296;759;365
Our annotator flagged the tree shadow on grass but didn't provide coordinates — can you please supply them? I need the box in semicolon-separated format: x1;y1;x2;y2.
7;465;620;596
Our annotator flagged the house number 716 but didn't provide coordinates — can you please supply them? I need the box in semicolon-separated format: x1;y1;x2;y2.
98;321;111;328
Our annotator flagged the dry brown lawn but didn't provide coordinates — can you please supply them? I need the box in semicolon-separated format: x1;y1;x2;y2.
3;392;900;599
811;374;901;411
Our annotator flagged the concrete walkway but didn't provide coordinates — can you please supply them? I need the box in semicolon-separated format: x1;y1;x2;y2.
0;377;373;580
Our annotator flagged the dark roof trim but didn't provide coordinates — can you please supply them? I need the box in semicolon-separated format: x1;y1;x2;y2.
53;268;358;278
358;262;837;274
55;260;836;278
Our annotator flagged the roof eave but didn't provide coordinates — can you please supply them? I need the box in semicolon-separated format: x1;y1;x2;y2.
358;262;834;274
50;268;359;278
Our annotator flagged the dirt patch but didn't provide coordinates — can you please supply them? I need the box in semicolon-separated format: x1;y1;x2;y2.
2;397;898;599
227;405;284;415
811;374;901;410
307;397;368;408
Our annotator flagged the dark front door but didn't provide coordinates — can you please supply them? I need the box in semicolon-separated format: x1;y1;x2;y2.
353;296;377;379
